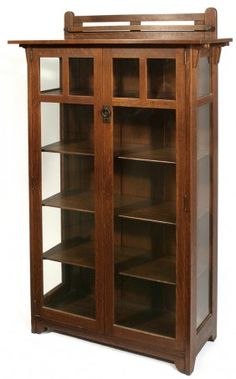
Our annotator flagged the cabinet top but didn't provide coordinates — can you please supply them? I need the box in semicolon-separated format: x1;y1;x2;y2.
8;38;232;48
8;8;232;48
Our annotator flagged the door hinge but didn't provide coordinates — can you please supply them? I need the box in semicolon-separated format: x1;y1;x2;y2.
29;49;33;62
30;176;37;191
184;193;189;212
184;50;187;65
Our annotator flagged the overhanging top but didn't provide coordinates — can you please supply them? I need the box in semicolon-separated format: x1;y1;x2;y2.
8;38;232;48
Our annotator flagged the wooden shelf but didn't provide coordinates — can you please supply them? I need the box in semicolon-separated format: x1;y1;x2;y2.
43;239;151;269
40;88;62;95
42;142;176;163
120;256;176;285
115;245;151;266
116;195;176;225
42;140;94;156
116;144;176;164
44;289;95;318
44;239;95;268
115;302;175;338
43;191;175;224
70;88;93;96
42;191;94;213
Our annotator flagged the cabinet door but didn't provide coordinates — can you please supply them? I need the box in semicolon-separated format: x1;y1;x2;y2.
102;48;186;349
28;48;104;332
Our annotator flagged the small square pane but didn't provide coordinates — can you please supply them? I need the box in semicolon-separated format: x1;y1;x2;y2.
113;58;139;98
147;59;176;99
40;58;61;94
69;58;93;96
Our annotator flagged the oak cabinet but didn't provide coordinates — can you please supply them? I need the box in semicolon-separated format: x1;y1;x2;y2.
9;8;231;374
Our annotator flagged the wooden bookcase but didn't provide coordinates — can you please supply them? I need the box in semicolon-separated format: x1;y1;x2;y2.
9;8;231;374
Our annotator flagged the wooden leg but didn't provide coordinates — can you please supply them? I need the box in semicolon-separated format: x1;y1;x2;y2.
175;356;196;375
208;333;217;342
31;317;47;334
175;357;186;374
209;323;217;342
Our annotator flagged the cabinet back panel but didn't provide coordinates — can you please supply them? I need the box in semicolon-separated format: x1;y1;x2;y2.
61;104;94;144
62;211;95;242
63;155;94;193
114;107;176;151
114;160;176;203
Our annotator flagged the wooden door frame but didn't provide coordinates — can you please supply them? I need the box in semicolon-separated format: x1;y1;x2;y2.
27;46;105;333
102;47;188;354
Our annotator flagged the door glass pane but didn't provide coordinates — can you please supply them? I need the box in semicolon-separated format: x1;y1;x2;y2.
197;57;210;97
41;102;96;319
147;59;176;99
40;58;61;95
69;58;94;96
41;103;94;155
113;58;139;98
113;107;176;337
196;103;211;327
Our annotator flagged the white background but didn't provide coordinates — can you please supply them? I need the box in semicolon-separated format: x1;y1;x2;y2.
1;1;235;378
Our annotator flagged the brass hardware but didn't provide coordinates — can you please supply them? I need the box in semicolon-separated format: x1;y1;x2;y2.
184;193;189;212
101;105;111;123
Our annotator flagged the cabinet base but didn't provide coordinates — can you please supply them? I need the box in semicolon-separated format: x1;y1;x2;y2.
31;317;48;334
32;316;195;374
208;333;217;342
175;356;196;375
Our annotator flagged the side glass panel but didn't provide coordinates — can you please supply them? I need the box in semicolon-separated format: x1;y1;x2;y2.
40;58;61;95
196;103;211;327
113;106;176;338
69;58;94;96
147;59;176;99
113;58;139;98
197;57;210;97
41;101;96;319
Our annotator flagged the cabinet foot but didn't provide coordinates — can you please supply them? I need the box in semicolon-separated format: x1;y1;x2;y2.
31;318;47;334
175;356;196;375
208;333;217;342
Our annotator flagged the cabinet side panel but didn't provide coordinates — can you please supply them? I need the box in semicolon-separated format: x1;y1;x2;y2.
26;48;44;331
209;47;218;342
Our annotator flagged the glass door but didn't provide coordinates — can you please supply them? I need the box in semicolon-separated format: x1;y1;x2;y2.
102;48;185;343
113;106;176;338
37;48;103;330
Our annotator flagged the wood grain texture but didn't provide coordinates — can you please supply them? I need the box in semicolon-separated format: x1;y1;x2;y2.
42;141;94;156
63;8;218;42
120;256;176;285
19;8;231;374
8;38;232;46
26;48;44;331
